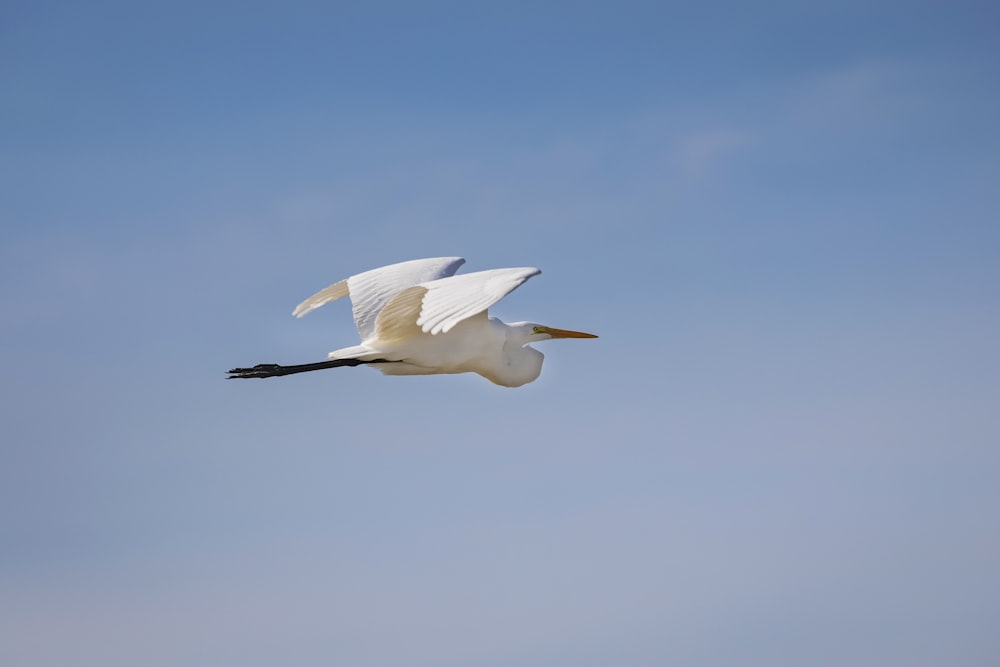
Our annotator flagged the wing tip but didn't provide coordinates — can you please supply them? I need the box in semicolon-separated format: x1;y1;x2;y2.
291;280;350;318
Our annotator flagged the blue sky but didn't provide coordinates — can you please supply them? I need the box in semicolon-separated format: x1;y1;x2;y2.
2;1;998;665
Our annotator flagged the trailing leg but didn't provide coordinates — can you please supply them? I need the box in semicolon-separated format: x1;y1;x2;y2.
226;358;394;379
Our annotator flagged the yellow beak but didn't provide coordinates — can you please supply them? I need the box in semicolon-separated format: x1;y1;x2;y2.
538;326;599;339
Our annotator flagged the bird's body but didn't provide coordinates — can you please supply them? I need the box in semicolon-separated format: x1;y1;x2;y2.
340;313;546;387
228;257;597;387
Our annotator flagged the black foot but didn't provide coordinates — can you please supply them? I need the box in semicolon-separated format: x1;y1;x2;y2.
227;364;286;379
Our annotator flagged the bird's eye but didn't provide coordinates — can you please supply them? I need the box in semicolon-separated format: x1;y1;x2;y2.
532;326;543;334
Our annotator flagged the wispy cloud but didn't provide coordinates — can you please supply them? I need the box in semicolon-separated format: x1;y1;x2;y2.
672;128;757;180
787;59;918;131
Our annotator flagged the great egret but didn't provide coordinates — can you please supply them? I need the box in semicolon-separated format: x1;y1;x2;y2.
227;257;597;387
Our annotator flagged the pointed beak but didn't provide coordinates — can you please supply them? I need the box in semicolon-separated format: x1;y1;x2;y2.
538;326;598;339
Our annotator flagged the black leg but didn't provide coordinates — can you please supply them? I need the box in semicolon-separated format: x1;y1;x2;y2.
227;358;395;379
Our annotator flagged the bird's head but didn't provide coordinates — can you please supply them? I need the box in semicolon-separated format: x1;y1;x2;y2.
492;321;598;387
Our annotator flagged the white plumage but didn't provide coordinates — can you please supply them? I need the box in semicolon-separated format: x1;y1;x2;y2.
228;257;597;387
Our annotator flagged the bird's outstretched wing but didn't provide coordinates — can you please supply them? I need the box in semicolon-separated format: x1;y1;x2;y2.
375;266;541;340
293;257;466;341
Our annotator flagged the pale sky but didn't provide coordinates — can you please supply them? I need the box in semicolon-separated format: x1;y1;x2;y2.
2;2;998;666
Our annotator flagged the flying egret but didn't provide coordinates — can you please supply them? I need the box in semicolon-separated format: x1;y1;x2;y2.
227;257;597;387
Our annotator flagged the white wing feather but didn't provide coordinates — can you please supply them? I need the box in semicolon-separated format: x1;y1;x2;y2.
375;266;541;338
292;257;465;340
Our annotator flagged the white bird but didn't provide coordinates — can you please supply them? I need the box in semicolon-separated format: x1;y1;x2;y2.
228;257;598;387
